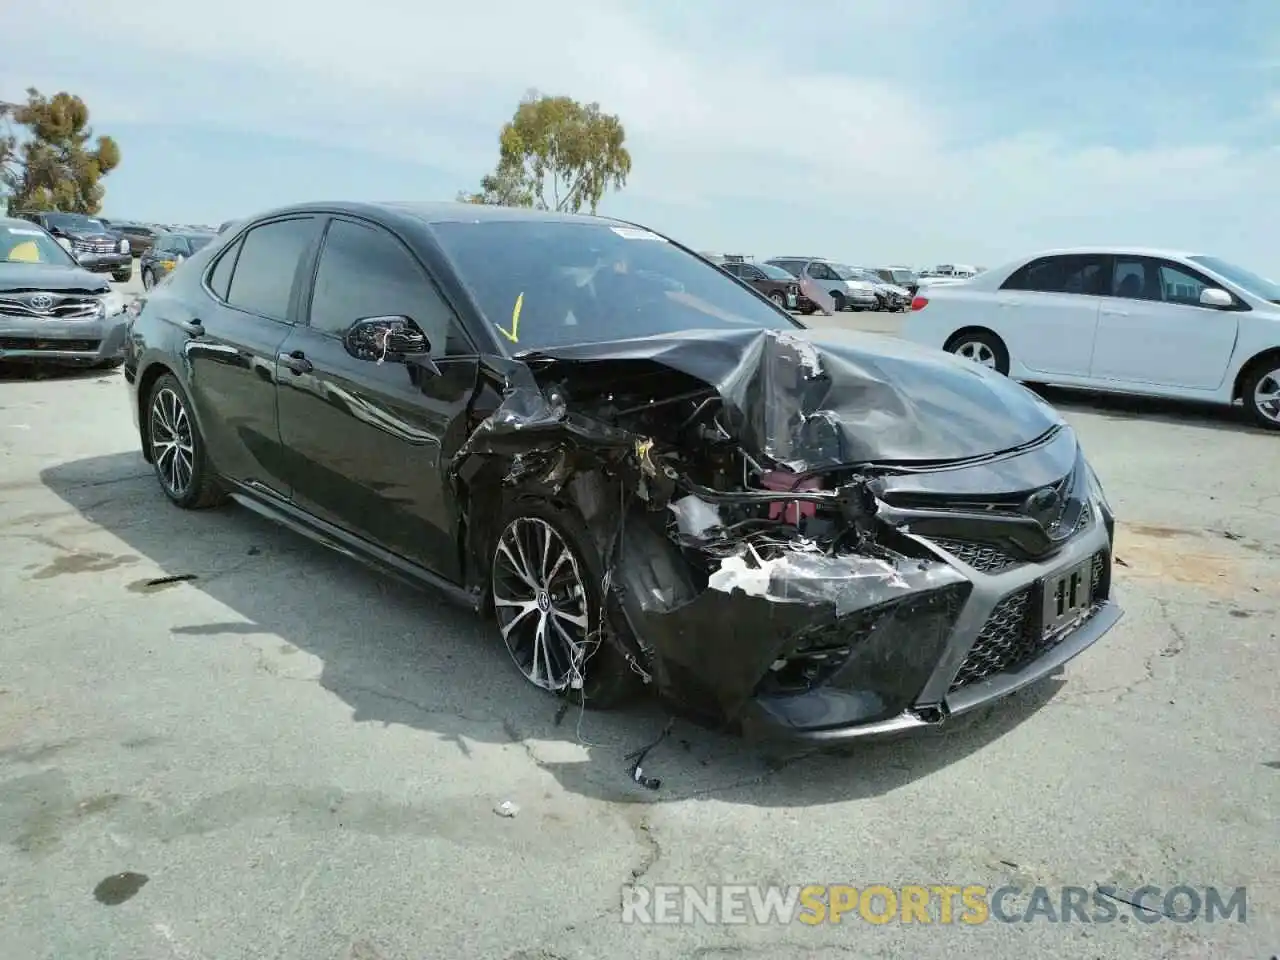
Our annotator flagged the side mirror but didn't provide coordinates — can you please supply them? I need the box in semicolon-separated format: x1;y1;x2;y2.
1199;287;1233;309
344;315;438;372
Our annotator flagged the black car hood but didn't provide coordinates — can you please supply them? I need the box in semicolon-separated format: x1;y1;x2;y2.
519;326;1064;470
0;263;110;294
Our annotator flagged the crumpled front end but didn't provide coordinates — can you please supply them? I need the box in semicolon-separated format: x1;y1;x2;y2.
450;327;1120;738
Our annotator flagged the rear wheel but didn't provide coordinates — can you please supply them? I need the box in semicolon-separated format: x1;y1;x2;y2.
1241;361;1280;431
944;329;1010;375
491;500;639;708
146;373;227;509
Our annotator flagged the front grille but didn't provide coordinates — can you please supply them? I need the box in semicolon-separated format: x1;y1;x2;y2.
0;294;102;320
949;548;1109;691
73;239;117;254
929;538;1022;573
0;337;100;352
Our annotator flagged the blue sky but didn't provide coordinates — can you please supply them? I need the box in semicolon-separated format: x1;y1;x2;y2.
3;0;1278;269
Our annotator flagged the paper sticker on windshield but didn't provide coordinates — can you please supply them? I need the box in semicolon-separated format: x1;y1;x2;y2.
4;227;44;237
611;226;667;242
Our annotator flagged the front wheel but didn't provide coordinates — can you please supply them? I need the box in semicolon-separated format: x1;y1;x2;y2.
1241;361;1280;431
491;501;639;708
113;267;132;283
146;373;228;508
830;291;847;312
944;329;1011;375
769;291;786;309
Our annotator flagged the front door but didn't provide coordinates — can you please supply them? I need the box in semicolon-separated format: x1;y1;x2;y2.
275;216;480;581
1089;257;1240;390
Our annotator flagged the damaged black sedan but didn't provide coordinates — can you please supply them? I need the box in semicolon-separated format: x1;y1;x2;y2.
122;202;1122;742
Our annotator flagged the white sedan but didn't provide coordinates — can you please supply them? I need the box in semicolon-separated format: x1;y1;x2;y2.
901;247;1280;430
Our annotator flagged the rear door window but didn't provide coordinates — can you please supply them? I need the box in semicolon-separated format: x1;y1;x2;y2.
224;217;321;321
1002;255;1106;295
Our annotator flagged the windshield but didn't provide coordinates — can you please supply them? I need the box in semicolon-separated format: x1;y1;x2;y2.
758;263;795;281
186;234;214;253
830;264;867;281
0;224;78;266
44;213;109;233
430;220;800;351
1188;255;1280;303
889;269;915;283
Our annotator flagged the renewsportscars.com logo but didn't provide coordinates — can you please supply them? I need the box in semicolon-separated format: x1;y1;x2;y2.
621;884;1249;926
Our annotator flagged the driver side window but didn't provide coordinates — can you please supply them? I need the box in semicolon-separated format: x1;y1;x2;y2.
807;262;830;280
308;218;471;354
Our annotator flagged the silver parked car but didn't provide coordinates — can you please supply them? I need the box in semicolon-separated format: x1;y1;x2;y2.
765;257;879;311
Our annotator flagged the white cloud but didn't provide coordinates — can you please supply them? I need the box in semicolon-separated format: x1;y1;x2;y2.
4;0;1278;267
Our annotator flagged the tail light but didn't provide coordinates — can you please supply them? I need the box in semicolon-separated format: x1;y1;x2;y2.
910;296;929;311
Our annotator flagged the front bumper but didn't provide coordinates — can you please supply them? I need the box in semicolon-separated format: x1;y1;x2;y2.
0;314;129;364
75;251;132;273
733;507;1120;743
846;291;879;309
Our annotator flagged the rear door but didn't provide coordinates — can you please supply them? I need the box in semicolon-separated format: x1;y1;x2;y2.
275;216;481;581
995;254;1106;376
1089;256;1240;389
184;216;323;498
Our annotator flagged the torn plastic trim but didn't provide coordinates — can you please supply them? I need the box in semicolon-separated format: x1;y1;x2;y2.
705;543;968;618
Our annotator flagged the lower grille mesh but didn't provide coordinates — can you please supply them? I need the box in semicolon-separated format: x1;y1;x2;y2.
949;548;1109;691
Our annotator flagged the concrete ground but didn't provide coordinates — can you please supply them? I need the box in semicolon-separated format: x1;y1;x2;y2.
0;289;1276;959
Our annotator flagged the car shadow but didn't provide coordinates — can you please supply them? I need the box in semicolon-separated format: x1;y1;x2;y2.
1030;384;1273;435
40;451;1065;808
0;362;120;383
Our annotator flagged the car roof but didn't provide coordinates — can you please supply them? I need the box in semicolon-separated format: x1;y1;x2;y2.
1016;246;1203;260
0;216;44;229
239;200;631;230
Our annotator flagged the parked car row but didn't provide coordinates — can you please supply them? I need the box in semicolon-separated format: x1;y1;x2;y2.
704;254;914;313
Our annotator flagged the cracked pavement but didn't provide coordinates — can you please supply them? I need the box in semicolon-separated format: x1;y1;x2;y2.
1;327;1278;958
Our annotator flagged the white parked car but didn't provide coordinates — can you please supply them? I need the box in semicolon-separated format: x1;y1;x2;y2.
901;247;1280;430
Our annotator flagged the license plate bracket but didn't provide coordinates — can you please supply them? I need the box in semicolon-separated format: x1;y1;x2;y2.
1038;558;1093;637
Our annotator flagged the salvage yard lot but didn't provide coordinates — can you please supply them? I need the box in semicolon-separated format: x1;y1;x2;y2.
1;308;1278;959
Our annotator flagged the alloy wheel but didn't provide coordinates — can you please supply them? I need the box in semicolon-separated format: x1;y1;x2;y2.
150;387;195;497
1252;366;1280;425
492;516;591;692
769;292;785;308
953;340;997;368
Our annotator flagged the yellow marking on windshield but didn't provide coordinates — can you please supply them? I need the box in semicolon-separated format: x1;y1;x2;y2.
496;292;523;343
7;240;41;262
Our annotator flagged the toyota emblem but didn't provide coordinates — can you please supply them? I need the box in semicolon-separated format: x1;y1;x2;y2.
29;293;54;312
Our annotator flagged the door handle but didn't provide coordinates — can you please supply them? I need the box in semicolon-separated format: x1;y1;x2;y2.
279;350;313;375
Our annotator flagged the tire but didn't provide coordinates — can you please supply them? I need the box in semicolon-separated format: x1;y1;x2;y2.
145;373;228;509
830;291;847;312
768;291;786;309
1240;360;1280;431
490;498;640;709
113;266;133;283
141;268;154;291
944;329;1011;376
